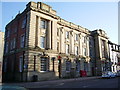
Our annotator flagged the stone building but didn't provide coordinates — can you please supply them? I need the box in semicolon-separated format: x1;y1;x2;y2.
0;31;4;82
91;30;109;75
108;41;120;72
2;2;110;82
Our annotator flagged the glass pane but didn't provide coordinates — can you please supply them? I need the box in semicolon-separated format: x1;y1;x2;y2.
40;37;45;48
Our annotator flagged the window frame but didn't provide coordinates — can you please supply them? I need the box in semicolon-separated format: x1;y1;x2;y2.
19;56;23;72
40;57;49;72
66;31;69;39
66;60;71;72
21;17;26;29
76;60;80;71
5;42;9;53
40;36;45;49
57;42;59;52
57;28;59;36
75;46;79;55
20;34;25;48
40;19;47;29
75;34;79;41
66;44;69;54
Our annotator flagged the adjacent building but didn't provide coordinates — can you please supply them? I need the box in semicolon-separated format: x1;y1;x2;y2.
0;31;4;82
108;41;120;73
2;2;111;82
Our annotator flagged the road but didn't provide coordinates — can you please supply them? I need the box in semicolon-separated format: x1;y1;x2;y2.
0;77;119;89
27;77;119;89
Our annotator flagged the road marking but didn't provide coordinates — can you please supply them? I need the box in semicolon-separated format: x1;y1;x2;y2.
83;85;89;88
38;85;50;87
55;83;64;86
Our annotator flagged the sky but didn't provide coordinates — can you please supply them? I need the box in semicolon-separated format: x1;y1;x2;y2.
1;1;118;44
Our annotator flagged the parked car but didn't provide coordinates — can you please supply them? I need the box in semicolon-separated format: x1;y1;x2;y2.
102;71;116;78
116;71;120;77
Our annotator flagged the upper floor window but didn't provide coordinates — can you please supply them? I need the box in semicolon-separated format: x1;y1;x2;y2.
57;42;59;52
57;28;59;36
66;31;69;39
21;17;26;29
14;27;17;33
75;34;79;41
20;35;25;48
83;36;86;43
5;42;9;53
83;48;87;56
101;40;105;58
40;57;49;72
6;30;10;38
41;19;47;29
75;46;79;55
40;36;45;48
10;38;16;50
66;44;69;54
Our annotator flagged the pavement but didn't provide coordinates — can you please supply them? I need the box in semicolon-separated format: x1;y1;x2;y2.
0;76;101;88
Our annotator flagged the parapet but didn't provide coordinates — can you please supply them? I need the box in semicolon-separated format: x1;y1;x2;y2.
26;1;57;15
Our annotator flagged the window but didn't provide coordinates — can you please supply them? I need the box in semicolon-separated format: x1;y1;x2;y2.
21;17;26;29
66;31;69;39
6;30;10;38
75;34;78;41
13;38;16;49
19;56;23;72
75;46;79;55
10;40;12;50
4;58;7;72
40;37;45;48
57;42;59;52
66;61;71;71
5;42;9;53
20;35;25;48
14;27;17;33
76;60;80;71
66;44;69;54
83;48;87;56
57;28;59;36
101;40;105;58
83;36;86;43
41;57;48;71
84;62;88;71
10;38;16;50
41;19;47;29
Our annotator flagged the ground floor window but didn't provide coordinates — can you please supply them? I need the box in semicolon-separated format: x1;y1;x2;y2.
40;57;49;71
4;58;7;72
84;62;88;71
19;56;23;72
76;60;80;71
66;60;71;71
